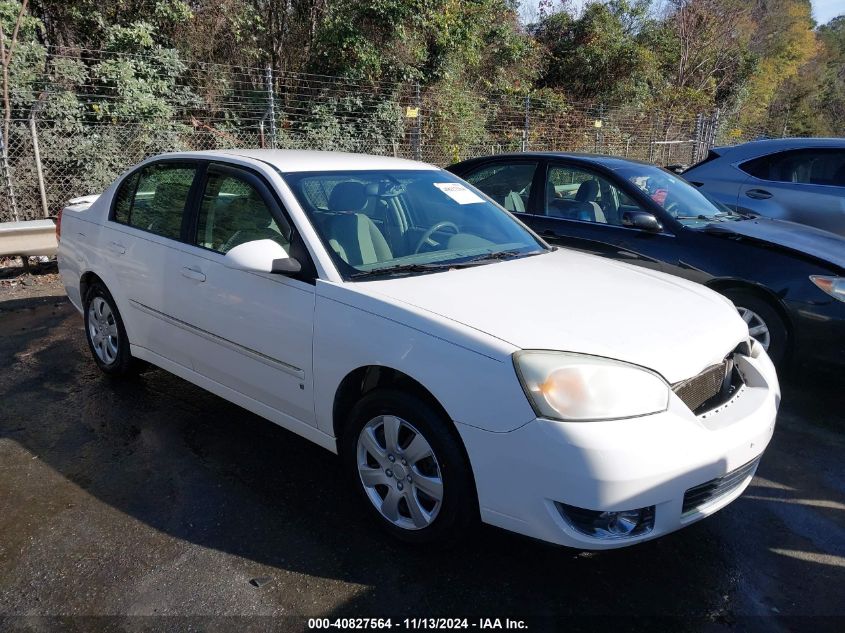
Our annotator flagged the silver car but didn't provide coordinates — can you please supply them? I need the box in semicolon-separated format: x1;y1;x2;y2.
682;138;845;237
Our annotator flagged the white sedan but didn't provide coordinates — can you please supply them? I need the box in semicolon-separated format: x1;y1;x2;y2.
57;150;779;548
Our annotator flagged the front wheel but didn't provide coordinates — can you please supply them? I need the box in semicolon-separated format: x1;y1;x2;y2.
723;289;788;368
341;388;477;546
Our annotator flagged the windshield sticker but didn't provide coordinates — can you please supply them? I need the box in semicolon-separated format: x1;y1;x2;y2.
433;182;484;205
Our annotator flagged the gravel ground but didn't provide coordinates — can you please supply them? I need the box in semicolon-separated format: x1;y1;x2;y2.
0;272;843;631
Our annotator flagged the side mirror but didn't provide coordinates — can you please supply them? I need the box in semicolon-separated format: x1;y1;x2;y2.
622;210;663;232
224;239;301;275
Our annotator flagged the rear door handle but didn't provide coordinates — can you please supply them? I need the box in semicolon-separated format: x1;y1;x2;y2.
181;266;206;282
109;241;126;255
542;230;557;237
745;188;772;200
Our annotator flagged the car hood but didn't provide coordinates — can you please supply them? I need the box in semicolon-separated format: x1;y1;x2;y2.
703;217;845;271
354;249;749;384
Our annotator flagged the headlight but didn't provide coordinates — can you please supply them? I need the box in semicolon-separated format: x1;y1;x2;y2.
513;351;670;422
810;275;845;303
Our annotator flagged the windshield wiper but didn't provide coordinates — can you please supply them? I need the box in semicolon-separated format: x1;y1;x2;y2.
349;250;535;279
348;262;452;279
447;250;526;267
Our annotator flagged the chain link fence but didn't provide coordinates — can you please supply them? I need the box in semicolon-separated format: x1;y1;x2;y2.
0;50;756;223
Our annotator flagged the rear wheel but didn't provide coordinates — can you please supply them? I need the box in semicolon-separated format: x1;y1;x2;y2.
723;289;788;367
341;388;476;546
83;281;141;377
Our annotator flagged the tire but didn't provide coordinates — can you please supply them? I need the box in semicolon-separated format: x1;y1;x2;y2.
340;387;477;546
83;281;141;377
723;289;788;368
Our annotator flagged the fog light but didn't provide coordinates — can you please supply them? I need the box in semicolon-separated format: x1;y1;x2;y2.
557;503;655;539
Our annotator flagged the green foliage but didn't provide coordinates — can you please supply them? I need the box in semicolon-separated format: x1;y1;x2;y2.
310;0;536;88
532;1;657;104
762;14;845;137
283;94;404;152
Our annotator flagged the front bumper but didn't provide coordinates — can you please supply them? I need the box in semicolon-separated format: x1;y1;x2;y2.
457;346;779;549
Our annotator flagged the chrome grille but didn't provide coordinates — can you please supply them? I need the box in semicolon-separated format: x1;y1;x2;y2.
682;457;760;515
672;358;734;413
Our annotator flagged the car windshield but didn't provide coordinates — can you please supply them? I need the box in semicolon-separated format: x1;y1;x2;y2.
614;164;744;228
283;169;548;279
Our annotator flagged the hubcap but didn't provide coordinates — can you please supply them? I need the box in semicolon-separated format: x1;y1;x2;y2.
356;415;443;530
737;306;771;351
87;297;119;365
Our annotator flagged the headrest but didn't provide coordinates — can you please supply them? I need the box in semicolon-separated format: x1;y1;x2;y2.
575;179;599;202
328;181;367;213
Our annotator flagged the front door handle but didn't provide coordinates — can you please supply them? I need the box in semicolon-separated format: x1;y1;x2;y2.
745;188;772;200
181;266;206;282
109;241;126;255
542;229;557;237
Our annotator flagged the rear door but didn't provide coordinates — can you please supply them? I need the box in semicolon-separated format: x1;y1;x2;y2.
103;160;200;367
737;148;845;236
165;161;317;425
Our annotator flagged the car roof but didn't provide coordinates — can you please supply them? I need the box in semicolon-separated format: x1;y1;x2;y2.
712;138;845;160
449;152;658;172
150;149;439;173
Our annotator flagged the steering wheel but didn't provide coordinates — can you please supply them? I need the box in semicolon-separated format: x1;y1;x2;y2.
664;200;681;217
415;221;459;253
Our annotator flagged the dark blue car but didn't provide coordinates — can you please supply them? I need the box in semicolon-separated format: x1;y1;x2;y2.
448;152;845;369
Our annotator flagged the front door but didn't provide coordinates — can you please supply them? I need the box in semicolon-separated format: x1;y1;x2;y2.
166;162;317;426
528;162;670;272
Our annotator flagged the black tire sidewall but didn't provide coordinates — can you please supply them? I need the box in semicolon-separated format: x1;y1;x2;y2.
340;387;477;546
724;290;788;367
83;282;135;376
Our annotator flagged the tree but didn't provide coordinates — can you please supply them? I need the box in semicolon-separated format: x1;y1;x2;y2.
763;14;845;136
735;0;818;132
647;0;756;113
531;1;656;104
1;0;33;220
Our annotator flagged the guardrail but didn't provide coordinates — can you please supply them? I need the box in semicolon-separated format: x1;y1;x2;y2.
0;219;57;258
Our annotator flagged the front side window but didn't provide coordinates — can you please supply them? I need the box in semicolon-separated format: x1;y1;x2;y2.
114;163;196;239
462;161;538;213
195;168;290;254
546;164;643;226
615;164;743;228
283;170;548;279
740;149;845;186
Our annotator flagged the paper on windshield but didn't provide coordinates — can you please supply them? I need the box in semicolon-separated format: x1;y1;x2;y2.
433;182;484;205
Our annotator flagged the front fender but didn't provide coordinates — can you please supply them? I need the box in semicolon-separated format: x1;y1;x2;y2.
312;282;536;437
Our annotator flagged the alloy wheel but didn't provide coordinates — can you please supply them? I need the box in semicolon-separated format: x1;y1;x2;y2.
356;415;444;530
737;305;771;351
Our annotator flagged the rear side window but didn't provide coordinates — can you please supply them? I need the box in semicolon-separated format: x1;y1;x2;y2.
113;173;138;224
740;149;845;186
739;155;771;180
462;161;538;213
112;163;197;239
